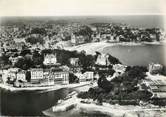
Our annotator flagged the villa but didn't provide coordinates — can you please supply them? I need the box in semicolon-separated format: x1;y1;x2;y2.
43;53;58;65
149;63;163;75
17;70;26;82
30;68;43;83
70;58;79;66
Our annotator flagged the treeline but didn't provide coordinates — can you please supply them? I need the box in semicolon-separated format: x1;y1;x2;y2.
1;48;121;70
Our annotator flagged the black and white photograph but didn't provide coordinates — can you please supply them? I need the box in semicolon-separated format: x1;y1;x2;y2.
0;0;166;116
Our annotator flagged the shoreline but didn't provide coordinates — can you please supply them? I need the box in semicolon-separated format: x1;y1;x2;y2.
64;41;165;55
0;82;91;92
43;93;166;117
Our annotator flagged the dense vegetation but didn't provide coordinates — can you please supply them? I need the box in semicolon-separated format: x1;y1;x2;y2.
77;66;155;105
26;36;45;45
0;48;121;71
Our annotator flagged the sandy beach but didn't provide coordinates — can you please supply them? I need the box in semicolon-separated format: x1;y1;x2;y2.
64;41;165;55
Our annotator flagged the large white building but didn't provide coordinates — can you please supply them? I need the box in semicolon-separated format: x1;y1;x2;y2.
30;68;43;81
95;54;110;66
50;71;69;84
43;54;57;65
70;58;79;66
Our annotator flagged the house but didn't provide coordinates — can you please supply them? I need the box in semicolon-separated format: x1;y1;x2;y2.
75;71;94;82
17;70;26;82
41;69;55;85
43;54;57;65
75;72;85;82
49;69;69;84
7;68;19;81
95;54;110;66
43;69;50;79
42;67;69;84
76;35;85;44
9;56;18;66
113;64;127;73
142;79;166;99
30;68;43;82
84;71;94;81
70;58;79;66
71;33;76;45
71;34;85;45
53;72;69;84
149;63;163;75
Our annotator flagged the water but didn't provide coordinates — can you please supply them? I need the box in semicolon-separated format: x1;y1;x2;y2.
0;88;69;116
102;44;166;66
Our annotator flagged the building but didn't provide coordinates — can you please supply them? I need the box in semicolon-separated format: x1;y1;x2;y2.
43;54;57;65
70;58;79;66
43;68;69;84
149;63;163;75
75;72;85;82
95;54;110;66
142;79;166;99
17;71;26;82
84;71;94;81
30;68;43;82
9;56;18;66
43;69;50;79
71;34;85;45
113;64;127;73
53;72;69;84
49;68;69;84
71;33;76;45
75;71;94;82
8;68;19;80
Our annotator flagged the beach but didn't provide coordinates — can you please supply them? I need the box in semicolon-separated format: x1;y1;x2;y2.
64;41;165;55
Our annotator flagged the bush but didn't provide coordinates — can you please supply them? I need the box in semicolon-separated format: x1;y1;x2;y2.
77;92;89;99
31;28;46;35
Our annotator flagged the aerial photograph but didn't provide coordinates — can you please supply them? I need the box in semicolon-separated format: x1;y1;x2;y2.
0;0;166;117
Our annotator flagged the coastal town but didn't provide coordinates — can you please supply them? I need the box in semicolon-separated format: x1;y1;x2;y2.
0;17;166;116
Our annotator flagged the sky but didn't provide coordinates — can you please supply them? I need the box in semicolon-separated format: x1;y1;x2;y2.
0;0;166;16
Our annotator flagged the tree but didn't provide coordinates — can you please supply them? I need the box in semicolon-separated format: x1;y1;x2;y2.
0;53;9;68
26;36;44;45
15;56;34;70
108;54;121;64
97;74;113;92
69;73;79;83
33;50;43;66
26;71;31;82
20;49;32;56
31;27;46;35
